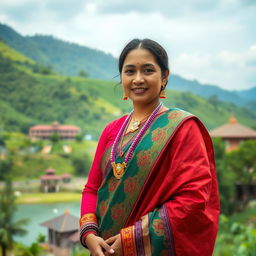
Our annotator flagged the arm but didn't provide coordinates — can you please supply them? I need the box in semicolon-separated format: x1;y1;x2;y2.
80;124;113;252
110;119;219;256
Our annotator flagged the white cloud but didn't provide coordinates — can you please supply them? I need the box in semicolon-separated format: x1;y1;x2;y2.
173;45;256;90
0;0;35;6
0;0;255;90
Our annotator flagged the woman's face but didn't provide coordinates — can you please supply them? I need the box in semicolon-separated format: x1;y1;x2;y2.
121;48;169;106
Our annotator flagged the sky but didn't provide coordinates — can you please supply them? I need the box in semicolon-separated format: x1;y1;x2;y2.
0;0;256;91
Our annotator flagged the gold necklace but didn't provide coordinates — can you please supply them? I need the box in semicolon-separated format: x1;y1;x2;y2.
129;114;150;133
130;117;140;132
119;126;140;157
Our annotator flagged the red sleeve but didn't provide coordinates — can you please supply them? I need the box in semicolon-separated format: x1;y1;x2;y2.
80;124;111;216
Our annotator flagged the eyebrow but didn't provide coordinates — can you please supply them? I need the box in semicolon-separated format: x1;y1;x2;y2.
123;63;155;68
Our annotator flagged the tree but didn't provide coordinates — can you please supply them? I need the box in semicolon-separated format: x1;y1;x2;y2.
49;133;60;143
0;157;13;181
226;140;256;184
212;137;236;215
41;65;53;75
75;133;83;142
13;233;45;256
0;180;29;256
71;154;91;176
78;69;88;77
0;135;5;147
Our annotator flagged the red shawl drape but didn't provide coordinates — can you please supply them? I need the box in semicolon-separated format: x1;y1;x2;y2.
81;113;220;255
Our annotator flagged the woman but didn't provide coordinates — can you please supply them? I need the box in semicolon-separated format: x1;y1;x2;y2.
80;39;220;256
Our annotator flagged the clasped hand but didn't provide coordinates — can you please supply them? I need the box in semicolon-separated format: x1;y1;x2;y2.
86;233;123;256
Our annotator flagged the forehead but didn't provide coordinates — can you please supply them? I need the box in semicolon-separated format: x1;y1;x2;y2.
123;48;157;66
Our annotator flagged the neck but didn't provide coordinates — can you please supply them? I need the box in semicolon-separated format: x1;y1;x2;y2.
132;100;161;120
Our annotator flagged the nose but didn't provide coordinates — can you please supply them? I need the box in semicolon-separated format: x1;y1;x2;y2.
133;72;144;85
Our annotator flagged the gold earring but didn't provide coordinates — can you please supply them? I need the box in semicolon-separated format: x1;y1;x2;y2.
159;87;166;99
123;93;128;100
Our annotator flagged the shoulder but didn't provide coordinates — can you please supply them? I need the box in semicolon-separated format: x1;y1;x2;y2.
170;110;211;147
166;108;206;129
166;108;193;120
105;114;128;129
104;114;128;133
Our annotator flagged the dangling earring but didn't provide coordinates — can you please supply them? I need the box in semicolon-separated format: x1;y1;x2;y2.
123;93;128;100
159;87;166;99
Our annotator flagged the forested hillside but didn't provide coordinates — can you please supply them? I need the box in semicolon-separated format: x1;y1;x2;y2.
169;75;256;107
1;23;255;108
0;39;256;138
0;23;117;80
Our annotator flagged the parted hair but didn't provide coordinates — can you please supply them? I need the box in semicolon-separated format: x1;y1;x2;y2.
118;38;169;77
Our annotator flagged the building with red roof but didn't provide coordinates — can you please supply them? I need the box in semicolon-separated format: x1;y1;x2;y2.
209;114;256;151
40;168;61;193
40;169;73;192
29;121;81;140
210;115;256;203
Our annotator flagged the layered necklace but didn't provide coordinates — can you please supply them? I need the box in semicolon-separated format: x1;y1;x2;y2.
129;114;150;133
111;102;163;179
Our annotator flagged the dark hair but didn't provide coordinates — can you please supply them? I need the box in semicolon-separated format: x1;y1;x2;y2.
118;39;169;77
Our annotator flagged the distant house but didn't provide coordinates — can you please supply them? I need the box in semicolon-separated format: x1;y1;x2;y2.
210;115;256;203
29;121;81;140
209;114;256;152
41;210;80;256
40;169;73;193
40;168;61;193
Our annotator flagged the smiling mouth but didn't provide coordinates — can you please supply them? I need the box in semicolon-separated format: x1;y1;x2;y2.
131;88;148;94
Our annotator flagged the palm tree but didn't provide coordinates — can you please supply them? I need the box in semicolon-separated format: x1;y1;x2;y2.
0;180;28;256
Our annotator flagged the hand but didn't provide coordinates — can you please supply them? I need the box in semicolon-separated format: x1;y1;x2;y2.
105;234;123;256
85;233;115;256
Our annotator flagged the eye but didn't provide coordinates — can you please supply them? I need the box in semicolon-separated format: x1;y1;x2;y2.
144;68;154;74
124;69;134;75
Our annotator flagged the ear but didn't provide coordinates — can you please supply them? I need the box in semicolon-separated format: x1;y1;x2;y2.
162;69;170;87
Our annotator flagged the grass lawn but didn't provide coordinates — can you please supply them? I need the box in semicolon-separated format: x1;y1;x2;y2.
16;192;81;204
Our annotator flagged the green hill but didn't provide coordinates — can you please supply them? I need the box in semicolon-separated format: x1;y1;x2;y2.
1;23;255;107
0;40;126;137
0;23;117;80
0;40;256;139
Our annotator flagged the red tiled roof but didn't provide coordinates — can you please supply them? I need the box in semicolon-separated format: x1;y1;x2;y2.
210;115;256;138
40;175;61;180
30;122;80;131
30;125;80;131
45;168;56;174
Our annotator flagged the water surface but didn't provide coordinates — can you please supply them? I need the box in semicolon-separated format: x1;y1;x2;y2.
15;202;80;245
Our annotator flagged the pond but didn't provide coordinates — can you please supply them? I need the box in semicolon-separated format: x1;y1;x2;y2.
14;202;80;245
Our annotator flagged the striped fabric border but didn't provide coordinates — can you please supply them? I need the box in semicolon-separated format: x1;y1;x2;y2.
121;226;137;256
80;213;98;227
135;219;145;256
141;215;152;255
160;205;176;255
80;213;99;248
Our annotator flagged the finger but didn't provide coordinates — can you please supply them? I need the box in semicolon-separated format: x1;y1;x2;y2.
105;235;117;245
94;247;105;256
100;241;115;254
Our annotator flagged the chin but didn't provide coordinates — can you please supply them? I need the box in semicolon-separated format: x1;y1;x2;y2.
131;97;158;106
